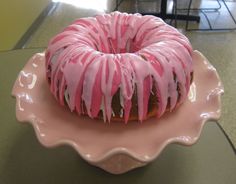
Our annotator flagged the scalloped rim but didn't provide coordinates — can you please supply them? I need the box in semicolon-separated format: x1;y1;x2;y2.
12;50;224;164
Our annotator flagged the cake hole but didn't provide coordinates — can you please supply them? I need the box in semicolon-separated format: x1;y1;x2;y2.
91;24;145;54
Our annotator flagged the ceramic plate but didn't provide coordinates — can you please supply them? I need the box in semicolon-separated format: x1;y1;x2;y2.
12;50;224;174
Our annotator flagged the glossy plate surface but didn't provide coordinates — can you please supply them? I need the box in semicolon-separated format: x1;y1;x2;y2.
12;50;224;174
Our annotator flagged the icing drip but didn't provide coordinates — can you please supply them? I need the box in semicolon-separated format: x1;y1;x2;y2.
45;11;193;123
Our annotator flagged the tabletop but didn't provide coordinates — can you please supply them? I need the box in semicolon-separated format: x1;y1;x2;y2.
0;49;235;184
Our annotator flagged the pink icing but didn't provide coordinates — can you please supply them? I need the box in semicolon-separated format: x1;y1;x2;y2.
45;12;193;123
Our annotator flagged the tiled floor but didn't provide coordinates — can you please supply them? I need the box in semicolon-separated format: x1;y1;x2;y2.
25;0;236;147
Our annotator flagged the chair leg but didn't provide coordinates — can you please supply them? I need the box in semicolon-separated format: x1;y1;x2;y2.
173;0;177;27
185;0;193;30
186;0;236;31
221;0;236;25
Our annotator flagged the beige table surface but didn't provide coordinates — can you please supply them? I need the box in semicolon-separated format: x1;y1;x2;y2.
0;49;235;184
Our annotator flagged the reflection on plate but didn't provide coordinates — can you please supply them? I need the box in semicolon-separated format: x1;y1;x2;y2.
12;50;224;174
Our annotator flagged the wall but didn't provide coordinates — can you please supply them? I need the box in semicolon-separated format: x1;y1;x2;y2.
0;0;51;51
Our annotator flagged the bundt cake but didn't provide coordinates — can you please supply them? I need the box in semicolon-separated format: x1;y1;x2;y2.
45;11;193;123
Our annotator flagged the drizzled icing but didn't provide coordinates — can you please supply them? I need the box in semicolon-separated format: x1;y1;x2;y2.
45;12;193;123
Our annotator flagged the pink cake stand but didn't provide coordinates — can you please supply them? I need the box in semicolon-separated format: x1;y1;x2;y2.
12;50;224;174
